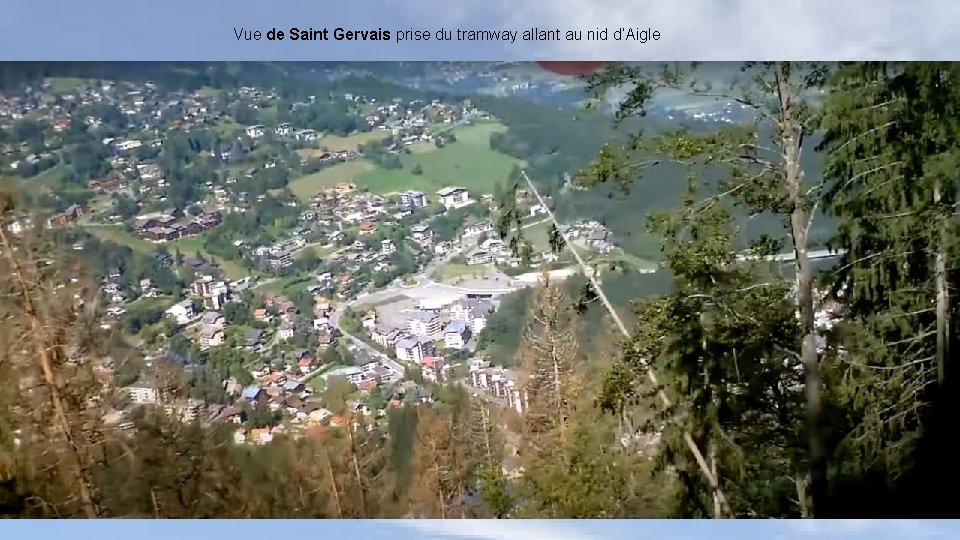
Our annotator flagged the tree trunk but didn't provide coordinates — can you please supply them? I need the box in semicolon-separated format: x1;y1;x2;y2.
346;423;369;517
710;445;722;518
434;462;447;519
324;450;343;518
934;180;950;386
794;473;810;518
0;227;102;519
776;61;827;517
552;355;565;435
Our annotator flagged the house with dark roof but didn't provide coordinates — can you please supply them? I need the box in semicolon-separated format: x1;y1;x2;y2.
282;380;305;394
244;329;264;349
152;251;173;266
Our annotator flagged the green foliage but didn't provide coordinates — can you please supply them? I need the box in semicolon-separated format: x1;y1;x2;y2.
817;62;960;508
121;302;166;334
10;61;960;519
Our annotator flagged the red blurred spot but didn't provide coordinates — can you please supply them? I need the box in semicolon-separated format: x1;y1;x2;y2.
536;61;608;76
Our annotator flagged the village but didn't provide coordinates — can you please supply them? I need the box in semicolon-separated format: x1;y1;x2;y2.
0;74;624;447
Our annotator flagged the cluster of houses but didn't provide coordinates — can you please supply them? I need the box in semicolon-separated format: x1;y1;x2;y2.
360;294;497;382
133;211;223;242
467;358;527;414
162;273;341;352
253;236;308;270
559;220;616;253
312;183;389;227
368;98;478;148
5;76;555;440
464;235;559;267
243;123;321;143
46;203;90;228
119;340;428;446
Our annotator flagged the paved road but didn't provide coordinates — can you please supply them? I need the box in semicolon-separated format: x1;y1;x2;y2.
328;305;405;375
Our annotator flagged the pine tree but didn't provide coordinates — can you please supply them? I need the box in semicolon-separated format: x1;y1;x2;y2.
338;413;390;517
409;406;469;518
819;62;960;513
519;276;580;451
596;182;804;517
466;397;513;518
0;185;108;518
579;61;829;515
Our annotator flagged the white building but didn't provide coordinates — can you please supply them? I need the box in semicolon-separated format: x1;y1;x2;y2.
436;187;472;210
422;356;451;383
408;311;442;339
399;190;428;209
165;299;194;325
295;129;317;141
395;337;425;364
126;378;159;405
164;398;204;423
443;320;471;350
468;360;526;414
192;275;229;310
371;326;402;348
277;321;296;341
463;220;493;237
322;366;365;385
467;251;493;265
450;298;495;334
245;125;266;138
411;224;433;245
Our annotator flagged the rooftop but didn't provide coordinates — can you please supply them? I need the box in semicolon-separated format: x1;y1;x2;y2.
444;320;467;334
436;186;467;196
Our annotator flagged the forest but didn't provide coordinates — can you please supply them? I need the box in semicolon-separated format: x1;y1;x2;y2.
2;61;960;518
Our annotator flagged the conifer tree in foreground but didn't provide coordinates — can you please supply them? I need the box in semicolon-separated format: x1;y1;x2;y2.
0;185;107;517
819;62;960;514
578;61;825;516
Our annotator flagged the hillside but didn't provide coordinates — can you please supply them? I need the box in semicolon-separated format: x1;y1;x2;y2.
289;120;523;200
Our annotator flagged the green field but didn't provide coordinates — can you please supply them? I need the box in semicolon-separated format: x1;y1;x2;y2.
89;225;156;251
289;160;376;201
48;77;91;94
319;130;390;152
353;122;522;195
88;225;248;280
19;165;70;196
520;220;553;252
439;263;492;283
127;295;176;311
289;122;521;200
254;273;313;295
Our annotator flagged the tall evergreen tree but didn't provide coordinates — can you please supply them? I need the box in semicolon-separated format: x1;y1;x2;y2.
819;62;960;514
579;61;829;515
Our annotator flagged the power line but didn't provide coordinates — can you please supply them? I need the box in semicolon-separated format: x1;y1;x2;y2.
518;169;732;517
